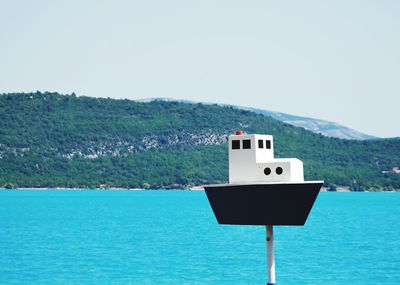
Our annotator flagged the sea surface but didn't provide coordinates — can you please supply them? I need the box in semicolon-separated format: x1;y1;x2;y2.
0;191;399;285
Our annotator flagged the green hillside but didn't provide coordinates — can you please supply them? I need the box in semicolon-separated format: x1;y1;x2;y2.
1;92;399;190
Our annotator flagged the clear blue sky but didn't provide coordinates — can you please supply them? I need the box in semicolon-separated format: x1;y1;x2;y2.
1;1;399;137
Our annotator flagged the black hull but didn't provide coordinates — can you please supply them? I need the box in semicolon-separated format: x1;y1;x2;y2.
204;182;322;226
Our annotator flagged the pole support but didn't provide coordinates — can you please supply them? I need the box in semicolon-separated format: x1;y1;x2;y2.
267;225;276;285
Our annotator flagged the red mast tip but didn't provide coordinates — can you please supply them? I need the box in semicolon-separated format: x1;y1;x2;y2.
236;130;245;135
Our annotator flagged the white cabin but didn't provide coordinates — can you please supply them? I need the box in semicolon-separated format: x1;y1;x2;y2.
228;131;304;184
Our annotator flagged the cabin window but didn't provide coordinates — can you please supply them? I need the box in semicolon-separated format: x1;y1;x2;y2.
265;140;271;149
232;140;240;150
242;139;251;149
258;140;263;148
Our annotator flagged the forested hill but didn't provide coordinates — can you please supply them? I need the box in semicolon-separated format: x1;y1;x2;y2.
1;92;399;191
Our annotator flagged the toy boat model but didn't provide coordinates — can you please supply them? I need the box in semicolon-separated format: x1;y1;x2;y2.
204;130;324;284
204;131;323;226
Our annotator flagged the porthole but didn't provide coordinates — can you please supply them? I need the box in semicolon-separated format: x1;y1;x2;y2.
276;167;283;175
264;167;271;175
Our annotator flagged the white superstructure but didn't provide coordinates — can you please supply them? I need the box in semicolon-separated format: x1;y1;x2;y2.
228;131;304;184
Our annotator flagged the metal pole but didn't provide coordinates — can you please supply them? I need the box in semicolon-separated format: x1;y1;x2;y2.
267;225;276;285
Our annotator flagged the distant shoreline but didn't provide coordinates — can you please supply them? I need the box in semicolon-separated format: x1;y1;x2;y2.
0;187;205;191
0;186;398;192
1;187;145;191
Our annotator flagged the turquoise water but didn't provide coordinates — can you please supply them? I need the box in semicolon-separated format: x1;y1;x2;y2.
0;191;399;285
